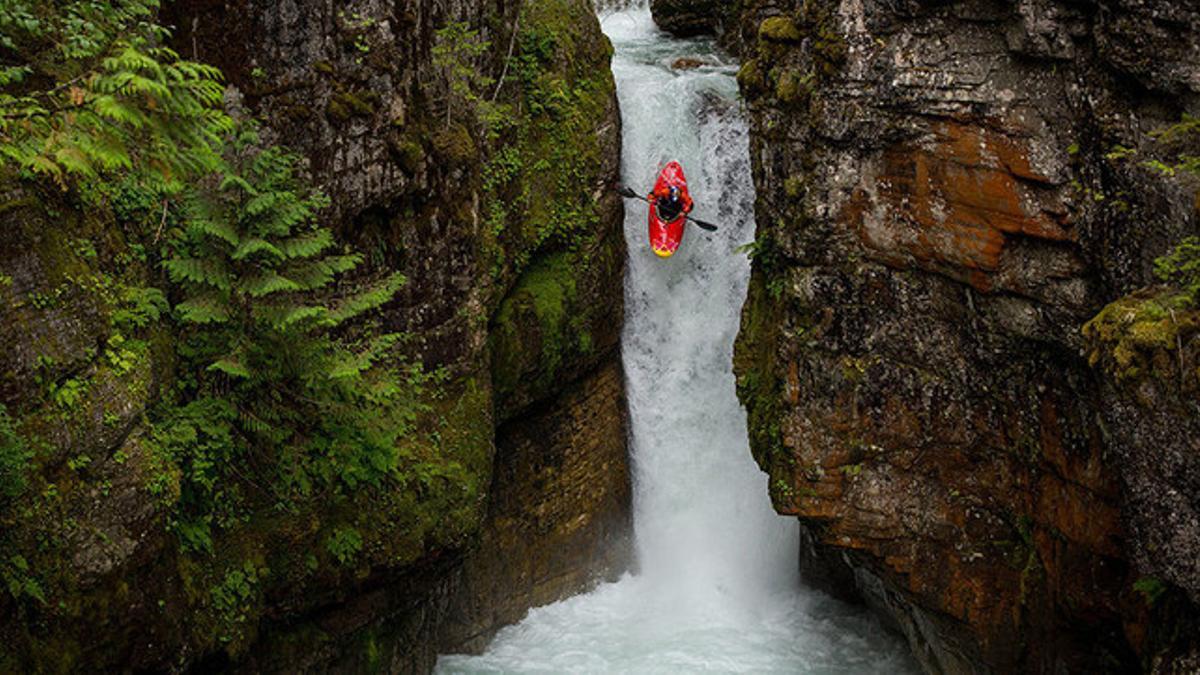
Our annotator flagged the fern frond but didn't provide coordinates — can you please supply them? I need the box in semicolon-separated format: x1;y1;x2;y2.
254;304;329;330
164;258;232;291
328;273;405;325
277;229;334;258
175;293;232;324
232;237;284;261
239;271;300;297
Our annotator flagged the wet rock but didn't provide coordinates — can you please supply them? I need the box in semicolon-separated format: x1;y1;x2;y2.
439;359;634;653
651;0;724;37
672;56;706;70
731;0;1200;671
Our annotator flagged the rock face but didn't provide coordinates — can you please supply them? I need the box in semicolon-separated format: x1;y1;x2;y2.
730;0;1200;672
0;0;631;671
649;0;726;38
1084;295;1200;606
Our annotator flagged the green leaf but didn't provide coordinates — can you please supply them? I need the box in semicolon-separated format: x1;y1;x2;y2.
232;237;284;261
175;293;231;324
208;356;251;379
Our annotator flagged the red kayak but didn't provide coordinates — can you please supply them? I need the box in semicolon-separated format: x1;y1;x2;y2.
648;161;690;258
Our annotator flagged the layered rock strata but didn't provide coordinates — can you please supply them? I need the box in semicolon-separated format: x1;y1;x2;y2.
710;0;1200;671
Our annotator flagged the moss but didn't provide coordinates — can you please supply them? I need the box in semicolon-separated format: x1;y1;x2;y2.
775;69;814;105
477;0;617;287
783;175;806;199
759;16;803;42
733;267;788;472
1083;290;1199;385
736;58;766;95
0;0;622;667
156;377;494;661
490;251;582;407
326;88;379;121
389;135;425;173
799;0;848;74
431;123;477;166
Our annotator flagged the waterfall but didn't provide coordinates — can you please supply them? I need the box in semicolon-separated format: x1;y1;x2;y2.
437;6;916;672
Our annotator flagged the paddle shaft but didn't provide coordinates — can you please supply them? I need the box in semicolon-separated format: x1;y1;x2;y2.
615;184;718;232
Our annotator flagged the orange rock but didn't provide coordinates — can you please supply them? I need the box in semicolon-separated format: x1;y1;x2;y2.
846;119;1072;291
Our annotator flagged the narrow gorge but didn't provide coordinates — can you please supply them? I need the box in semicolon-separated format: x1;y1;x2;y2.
1;0;1199;673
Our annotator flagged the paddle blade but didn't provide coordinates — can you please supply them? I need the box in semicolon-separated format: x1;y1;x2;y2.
614;184;640;199
689;217;718;232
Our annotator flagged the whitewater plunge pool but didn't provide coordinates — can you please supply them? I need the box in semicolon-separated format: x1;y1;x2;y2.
436;5;918;673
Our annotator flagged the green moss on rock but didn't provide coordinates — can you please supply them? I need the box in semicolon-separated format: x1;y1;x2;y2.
775;69;814;105
733;267;788;473
736;58;767;95
432;123;477;166
1083;289;1198;385
491;251;584;411
759;16;804;43
327;88;380;121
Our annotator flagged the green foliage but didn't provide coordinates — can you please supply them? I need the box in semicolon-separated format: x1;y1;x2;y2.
432;22;493;126
0;0;231;189
737;233;786;297
1145;115;1200;299
1;553;45;604
152;124;416;550
1133;576;1168;607
0;404;32;501
210;559;266;644
1154;237;1200;298
1145;114;1200;178
111;285;168;330
479;8;609;276
325;526;363;566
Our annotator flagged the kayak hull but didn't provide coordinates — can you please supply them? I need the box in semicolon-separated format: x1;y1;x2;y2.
648;161;688;258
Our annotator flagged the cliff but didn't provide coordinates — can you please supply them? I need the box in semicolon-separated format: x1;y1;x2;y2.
0;0;630;671
708;0;1200;672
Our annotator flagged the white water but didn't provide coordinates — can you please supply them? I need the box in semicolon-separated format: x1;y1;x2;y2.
437;6;917;673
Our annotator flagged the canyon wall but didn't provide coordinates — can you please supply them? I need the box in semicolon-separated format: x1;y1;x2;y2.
652;0;1200;672
0;0;630;671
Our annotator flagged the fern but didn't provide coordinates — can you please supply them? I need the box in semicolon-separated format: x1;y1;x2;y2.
0;0;230;190
155;124;416;539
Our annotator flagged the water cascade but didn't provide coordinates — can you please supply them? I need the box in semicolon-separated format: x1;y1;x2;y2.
437;6;917;672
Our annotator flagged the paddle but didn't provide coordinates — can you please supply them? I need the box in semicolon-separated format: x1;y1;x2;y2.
614;184;719;232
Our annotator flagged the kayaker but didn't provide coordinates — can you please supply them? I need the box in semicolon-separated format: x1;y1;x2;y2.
649;184;693;223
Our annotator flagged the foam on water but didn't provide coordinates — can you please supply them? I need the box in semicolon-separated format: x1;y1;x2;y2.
436;6;917;672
